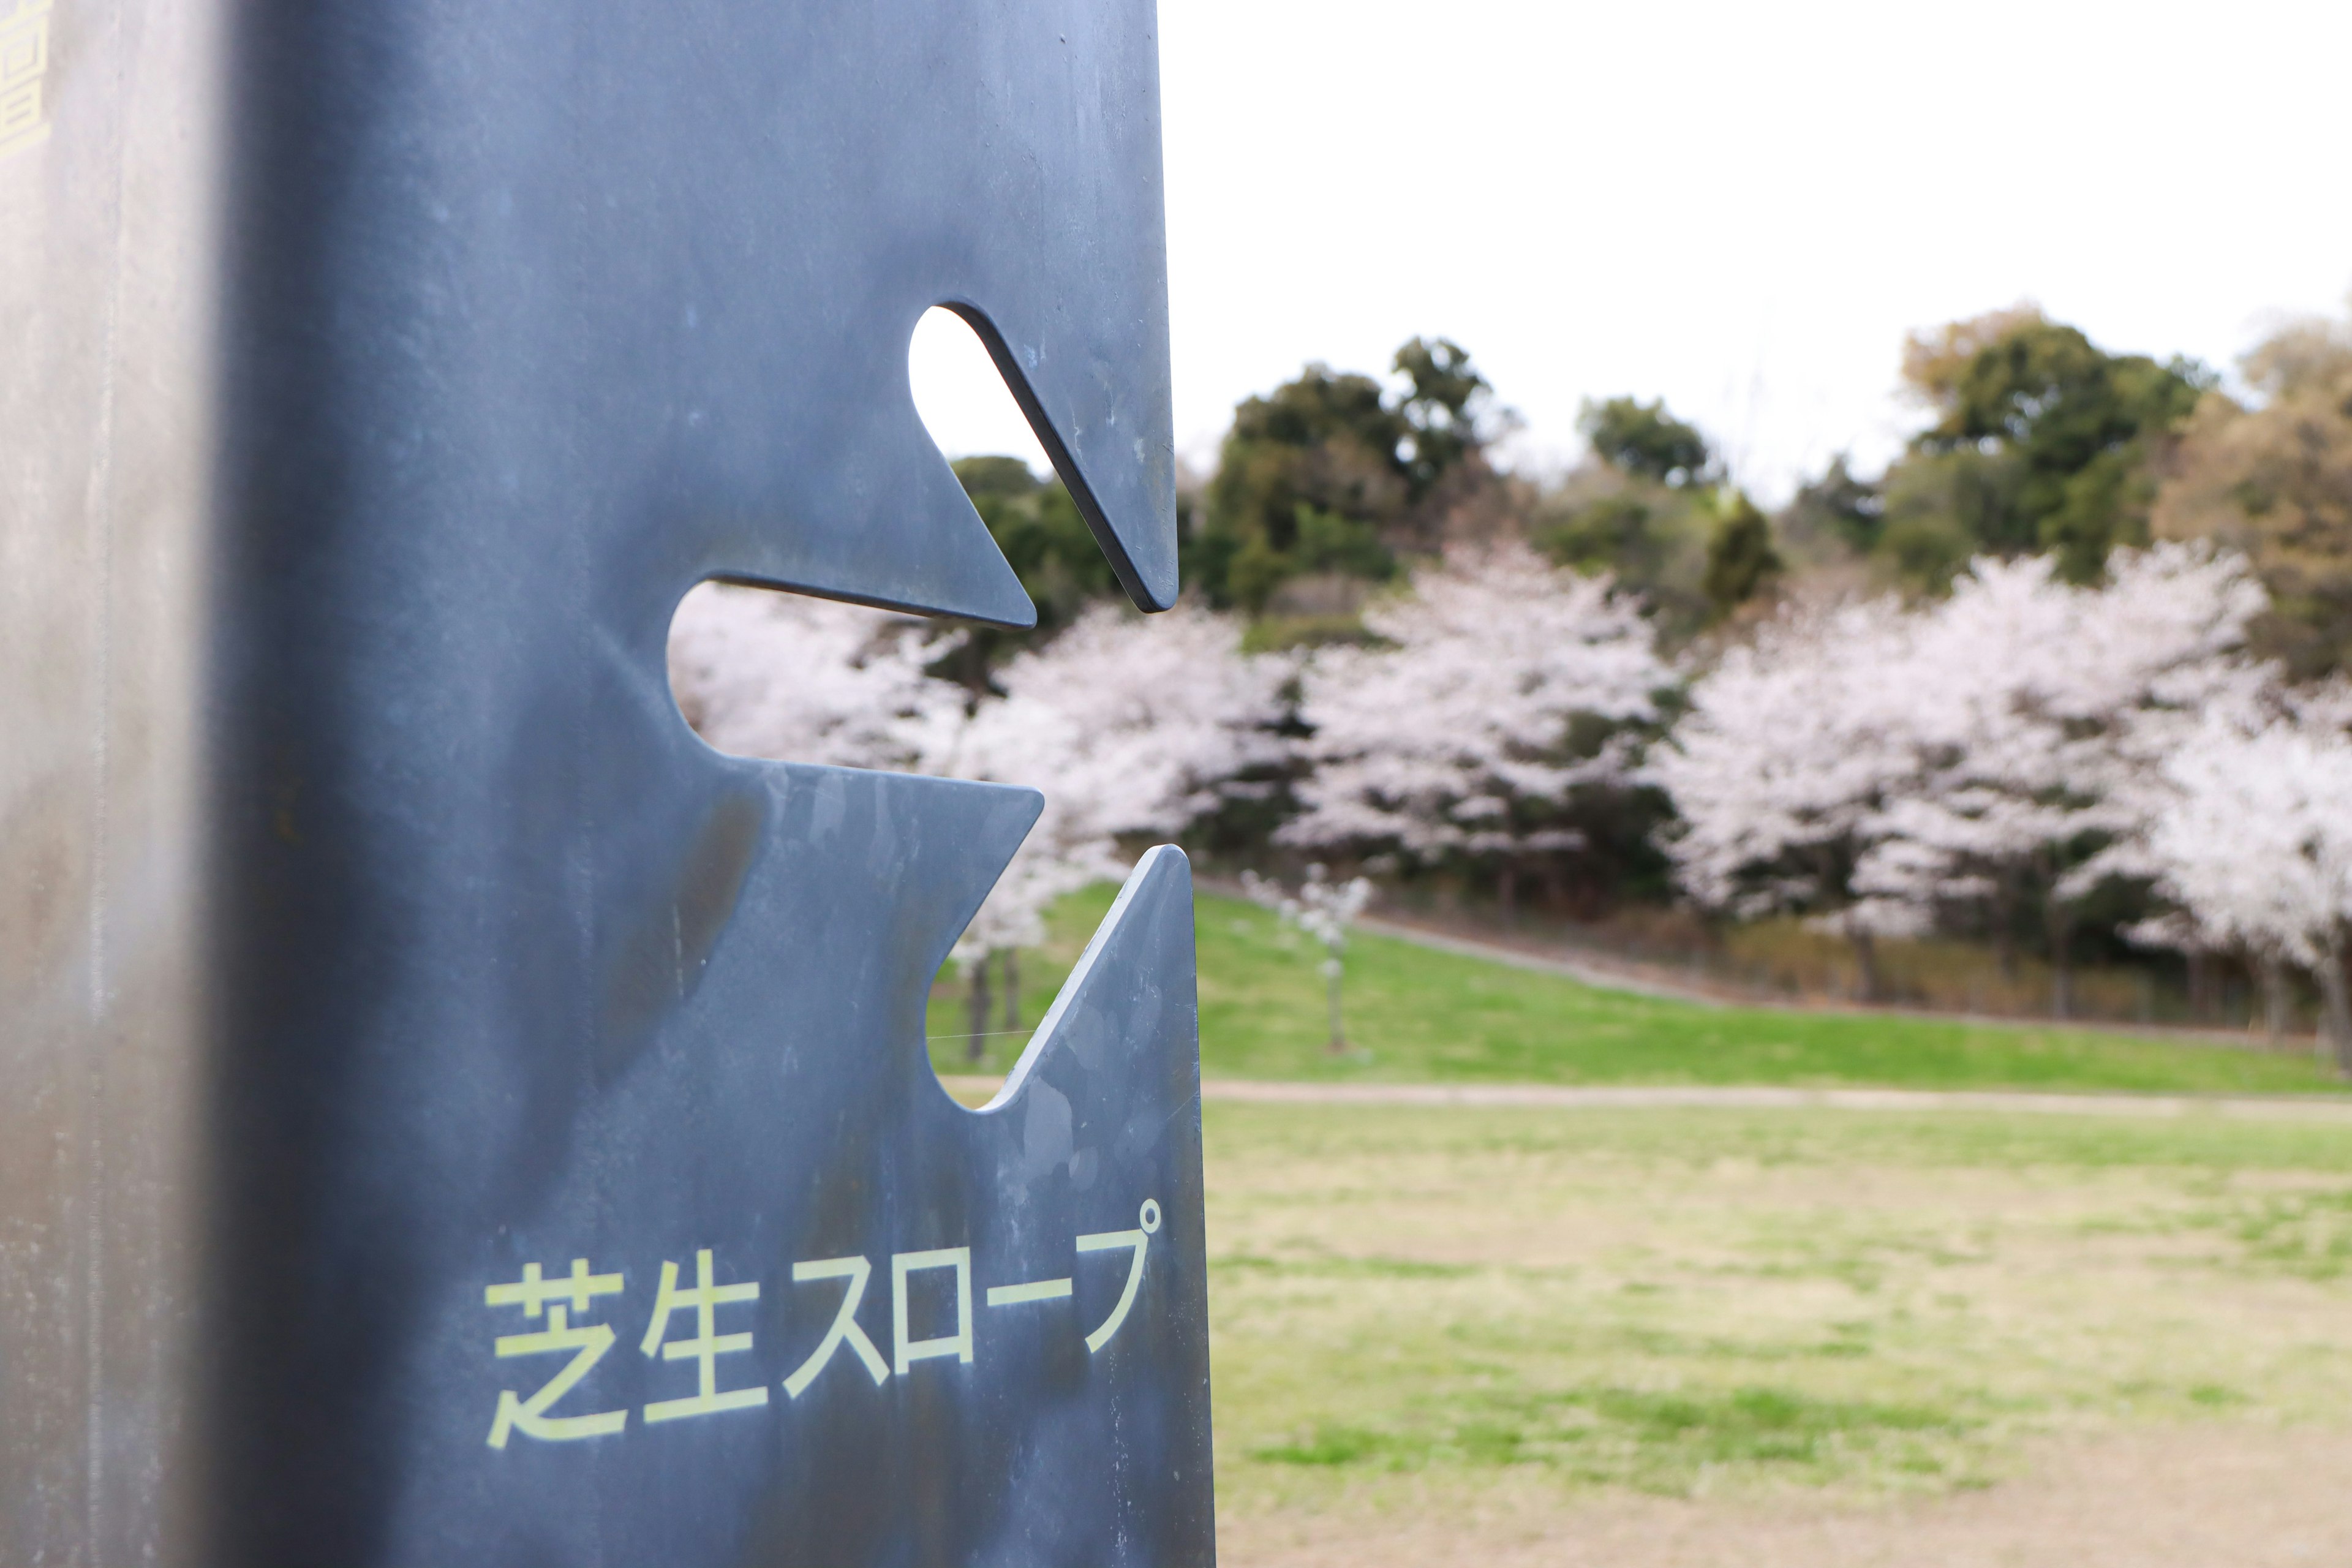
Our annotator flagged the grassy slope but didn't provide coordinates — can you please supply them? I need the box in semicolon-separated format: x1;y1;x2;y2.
929;884;2349;1095
1202;1101;2352;1504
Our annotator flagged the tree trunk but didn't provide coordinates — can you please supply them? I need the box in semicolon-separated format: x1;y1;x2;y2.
1002;948;1021;1031
2186;951;2209;1020
2046;901;2073;1020
1540;858;1568;916
1324;958;1347;1055
1496;859;1517;924
1849;929;1880;1003
965;954;993;1064
1994;870;2019;982
2261;953;2292;1046
2319;930;2352;1079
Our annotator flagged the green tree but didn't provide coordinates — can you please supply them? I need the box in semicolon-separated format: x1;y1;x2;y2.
1531;396;1721;641
1877;449;2017;590
1892;307;2208;582
1392;336;1493;500
1577;396;1714;488
2153;309;2352;679
1542;492;1670;581
1702;491;1783;614
1196;366;1404;615
943;456;1124;692
1194;341;1504;615
1534;478;1714;642
1778;454;1884;554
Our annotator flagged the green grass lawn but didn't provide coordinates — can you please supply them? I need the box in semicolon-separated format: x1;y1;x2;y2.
929;884;2349;1096
1200;1101;2352;1509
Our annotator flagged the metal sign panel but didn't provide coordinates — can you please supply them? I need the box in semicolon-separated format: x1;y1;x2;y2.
0;1;1208;1564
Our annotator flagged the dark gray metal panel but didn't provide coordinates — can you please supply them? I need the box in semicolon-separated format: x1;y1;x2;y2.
214;0;1177;631
1;0;1205;1563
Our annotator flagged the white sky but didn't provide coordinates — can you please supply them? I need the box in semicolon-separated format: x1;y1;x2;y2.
911;0;2352;504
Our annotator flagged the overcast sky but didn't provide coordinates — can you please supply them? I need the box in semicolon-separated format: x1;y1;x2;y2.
911;0;2352;503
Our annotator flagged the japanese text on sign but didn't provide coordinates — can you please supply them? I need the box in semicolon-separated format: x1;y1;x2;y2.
482;1199;1162;1449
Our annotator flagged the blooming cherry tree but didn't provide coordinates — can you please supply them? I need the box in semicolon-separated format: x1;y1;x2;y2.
1281;543;1667;914
1655;544;2270;1006
2135;709;2352;1068
1849;546;2269;1011
1242;865;1374;1054
899;601;1287;1055
1648;594;1928;993
672;587;1284;1060
667;581;951;769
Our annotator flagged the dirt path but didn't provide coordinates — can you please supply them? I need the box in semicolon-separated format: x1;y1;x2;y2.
1221;1427;2352;1568
1349;912;1725;1006
938;1074;2352;1123
1350;908;2293;1051
1190;1077;2352;1122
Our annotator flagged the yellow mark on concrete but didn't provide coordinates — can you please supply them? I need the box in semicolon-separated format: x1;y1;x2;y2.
0;0;54;162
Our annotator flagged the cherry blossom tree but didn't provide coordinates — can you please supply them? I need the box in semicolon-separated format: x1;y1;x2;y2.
2136;710;2352;1071
899;601;1288;1057
1242;865;1374;1053
666;581;951;769
1848;545;2268;1012
1281;541;1668;916
1647;594;1928;995
672;587;1285;1061
1654;544;2269;1007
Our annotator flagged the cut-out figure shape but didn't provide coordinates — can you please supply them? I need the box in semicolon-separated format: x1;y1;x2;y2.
782;1256;891;1398
891;1247;974;1374
484;1260;629;1448
1077;1199;1160;1354
639;1249;768;1423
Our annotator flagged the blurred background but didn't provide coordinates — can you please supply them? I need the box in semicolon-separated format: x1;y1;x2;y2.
680;4;2352;1562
